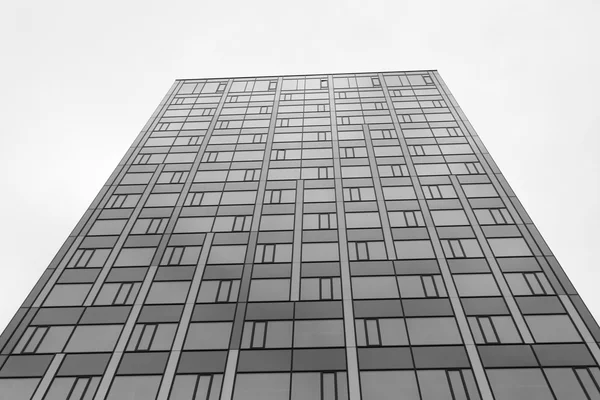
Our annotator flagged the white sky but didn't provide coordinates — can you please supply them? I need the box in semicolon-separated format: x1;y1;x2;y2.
1;0;599;332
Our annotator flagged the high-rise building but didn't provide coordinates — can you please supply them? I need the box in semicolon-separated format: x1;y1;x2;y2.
1;70;599;400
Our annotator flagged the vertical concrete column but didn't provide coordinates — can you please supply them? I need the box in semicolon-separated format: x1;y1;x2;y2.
328;75;361;400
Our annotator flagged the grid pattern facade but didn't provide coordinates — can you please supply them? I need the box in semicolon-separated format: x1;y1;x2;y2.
1;70;600;400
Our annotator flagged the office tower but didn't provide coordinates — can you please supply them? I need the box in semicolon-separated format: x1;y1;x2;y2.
1;70;599;400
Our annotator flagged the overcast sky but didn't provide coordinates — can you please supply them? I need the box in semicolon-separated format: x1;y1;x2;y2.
1;0;599;332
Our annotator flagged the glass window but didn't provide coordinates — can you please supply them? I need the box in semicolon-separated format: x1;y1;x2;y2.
242;321;293;349
394;240;435;259
145;193;179;207
43;284;91;306
165;153;196;163
300;277;342;301
174;217;214;233
107;375;161;400
303;213;337;230
505;272;554;296
440;144;473;155
441;239;483;258
374;146;402;157
260;215;294;231
525;315;581;343
132;218;168;234
195;170;228;183
114;248;156;267
184;322;232;349
414;164;450;176
0;379;39;400
146;282;190;304
462;184;498;198
268;168;300;180
468;316;521;344
474;208;513;225
255;244;293;263
169;374;223;400
249;279;290;301
360;371;420;400
417;370;480;400
197;280;240;303
293;320;344;347
487;369;552;400
344;187;376;202
233;151;264;161
65;325;122;352
221;191;257;205
352;277;399;299
488;238;532;257
341;166;371;178
127;323;177;351
161;246;202;266
88;219;128;236
304;189;336;203
291;372;348;400
302;148;332;159
302;243;339;262
454;274;501;297
207;245;247;264
95;282;141;305
233;373;290;400
15;326;73;353
44;377;100;400
355;318;408;346
545;368;589;400
423;185;456;199
382;186;416;200
388;211;425;227
345;212;381;228
397;275;447;298
67;248;111;268
430;210;469;226
406;317;462;345
349;241;387;261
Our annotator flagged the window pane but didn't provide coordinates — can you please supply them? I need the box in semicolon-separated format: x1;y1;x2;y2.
406;318;462;345
233;373;290;400
43;284;91;306
208;246;247;264
417;370;453;400
360;371;420;400
293;320;344;347
0;379;39;400
184;322;232;349
394;240;435;259
302;243;339;262
146;282;190;304
65;325;122;352
249;279;290;301
88;219;127;236
430;210;469;226
352;277;399;299
545;368;588;400
488;238;532;257
107;376;161;400
291;373;320;400
454;274;500;297
525;315;581;343
487;369;552;400
115;248;156;267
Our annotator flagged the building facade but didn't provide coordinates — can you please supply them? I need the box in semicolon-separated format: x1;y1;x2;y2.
1;70;600;399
